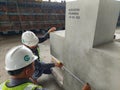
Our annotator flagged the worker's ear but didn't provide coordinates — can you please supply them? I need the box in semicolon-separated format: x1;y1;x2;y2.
24;63;35;76
24;68;31;75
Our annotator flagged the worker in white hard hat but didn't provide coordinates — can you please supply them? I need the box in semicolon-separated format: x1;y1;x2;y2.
21;27;63;84
0;45;48;90
0;45;91;90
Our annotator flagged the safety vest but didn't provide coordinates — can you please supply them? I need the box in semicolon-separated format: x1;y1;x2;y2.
0;80;42;90
37;46;41;61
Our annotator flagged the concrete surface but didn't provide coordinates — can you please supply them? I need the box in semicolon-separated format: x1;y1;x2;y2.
50;30;65;63
38;74;64;90
50;0;120;90
64;0;120;90
50;31;65;87
0;34;63;90
93;0;119;46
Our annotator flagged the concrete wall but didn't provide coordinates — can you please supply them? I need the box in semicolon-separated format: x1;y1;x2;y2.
50;31;65;86
50;0;120;90
63;41;120;90
93;0;119;46
50;30;65;62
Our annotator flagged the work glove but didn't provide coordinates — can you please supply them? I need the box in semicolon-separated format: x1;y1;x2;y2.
55;62;63;68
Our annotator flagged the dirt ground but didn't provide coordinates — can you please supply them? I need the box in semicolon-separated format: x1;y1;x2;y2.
0;34;63;90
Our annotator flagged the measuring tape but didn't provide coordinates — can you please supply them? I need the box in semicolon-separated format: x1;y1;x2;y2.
62;66;84;85
51;56;85;85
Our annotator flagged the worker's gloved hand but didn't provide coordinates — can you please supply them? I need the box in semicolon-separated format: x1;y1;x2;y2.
55;62;63;68
82;83;91;90
48;27;56;33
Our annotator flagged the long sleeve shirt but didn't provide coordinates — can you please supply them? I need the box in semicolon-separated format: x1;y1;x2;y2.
38;32;49;43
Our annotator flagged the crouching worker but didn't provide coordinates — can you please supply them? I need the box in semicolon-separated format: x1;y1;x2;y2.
21;27;62;84
0;45;47;90
0;45;91;90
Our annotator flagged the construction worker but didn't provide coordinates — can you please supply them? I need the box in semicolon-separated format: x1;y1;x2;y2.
0;45;47;90
0;45;91;90
21;27;62;84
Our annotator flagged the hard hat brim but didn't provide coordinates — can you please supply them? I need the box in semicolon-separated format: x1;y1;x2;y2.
32;55;38;62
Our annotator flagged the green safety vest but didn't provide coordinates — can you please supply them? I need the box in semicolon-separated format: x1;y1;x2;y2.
0;80;42;90
37;47;41;61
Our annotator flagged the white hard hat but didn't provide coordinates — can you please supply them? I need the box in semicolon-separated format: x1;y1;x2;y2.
5;45;38;71
21;31;39;47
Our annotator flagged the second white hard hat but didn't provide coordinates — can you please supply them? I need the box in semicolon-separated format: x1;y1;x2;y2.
21;31;39;47
5;45;38;71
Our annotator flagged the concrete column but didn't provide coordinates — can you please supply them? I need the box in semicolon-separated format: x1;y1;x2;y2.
50;0;120;90
63;0;120;90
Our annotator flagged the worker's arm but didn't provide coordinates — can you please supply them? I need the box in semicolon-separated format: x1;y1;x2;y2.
38;27;56;43
40;62;63;69
82;83;91;90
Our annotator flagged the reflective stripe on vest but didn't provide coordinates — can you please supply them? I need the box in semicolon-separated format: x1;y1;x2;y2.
0;80;42;90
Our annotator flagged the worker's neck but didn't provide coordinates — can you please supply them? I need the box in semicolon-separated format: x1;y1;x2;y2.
10;75;29;79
